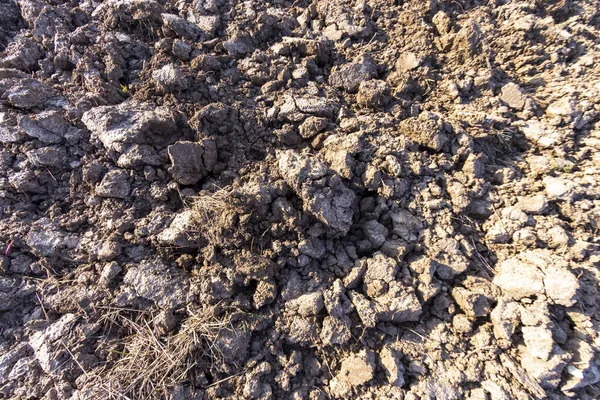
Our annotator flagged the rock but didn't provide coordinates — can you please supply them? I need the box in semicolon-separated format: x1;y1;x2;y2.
26;227;68;257
0;36;42;71
363;253;398;298
362;220;389;249
546;97;577;118
357;79;390;108
152;64;188;92
26;146;67;168
517;194;548;214
329;55;378;93
321;315;351;345
161;13;202;40
195;15;220;37
432;11;451;35
490;299;520;341
493;256;544;299
562;338;600;392
167;140;217;185
375;283;422;323
81;101;178;152
543;176;575;202
395;52;421;71
5;79;52;109
298;237;326;259
500;83;527;110
451;287;490;318
348;291;377;328
96;240;122;261
287;316;318;345
287;292;324;317
522;326;554;361
123;260;190;308
99;262;122;287
278;151;355;234
0;343;30;386
117;145;161;168
156;210;197;248
29;314;78;375
278;94;338;122
543;264;579;306
546;226;570;249
380;346;405;387
223;35;253;57
336;350;376;387
298;116;328;139
19;111;78;144
96;170;130;199
399;111;451;152
521;345;570;389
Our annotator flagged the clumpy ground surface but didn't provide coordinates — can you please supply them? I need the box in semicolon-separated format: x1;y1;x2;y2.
1;0;600;399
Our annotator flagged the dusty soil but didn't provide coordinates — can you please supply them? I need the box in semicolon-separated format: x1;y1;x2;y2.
0;0;600;399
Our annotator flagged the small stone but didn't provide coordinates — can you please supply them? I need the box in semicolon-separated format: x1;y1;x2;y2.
97;240;122;261
167;140;217;185
348;291;377;328
287;316;318;345
452;314;473;333
522;326;554;361
493;256;544;300
380;346;405;387
100;262;122;287
362;220;389;249
521;345;570;389
543;265;579;306
543;176;575;202
500;83;527;110
298;116;327;139
518;195;548;214
452;287;490;317
26;146;67;168
96;170;130;199
338;350;376;387
363;253;398;298
329;55;378;93
321;315;351;345
396;52;421;71
357;79;390;108
152;64;188;92
490;299;520;341
287;292;324;317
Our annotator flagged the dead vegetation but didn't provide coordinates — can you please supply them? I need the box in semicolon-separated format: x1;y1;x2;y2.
89;305;235;400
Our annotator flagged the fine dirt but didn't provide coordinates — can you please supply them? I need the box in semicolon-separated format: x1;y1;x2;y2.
1;0;600;399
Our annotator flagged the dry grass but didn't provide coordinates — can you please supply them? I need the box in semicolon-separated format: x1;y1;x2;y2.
189;187;239;245
92;305;235;400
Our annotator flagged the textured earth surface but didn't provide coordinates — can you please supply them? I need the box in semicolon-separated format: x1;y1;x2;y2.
0;0;600;399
